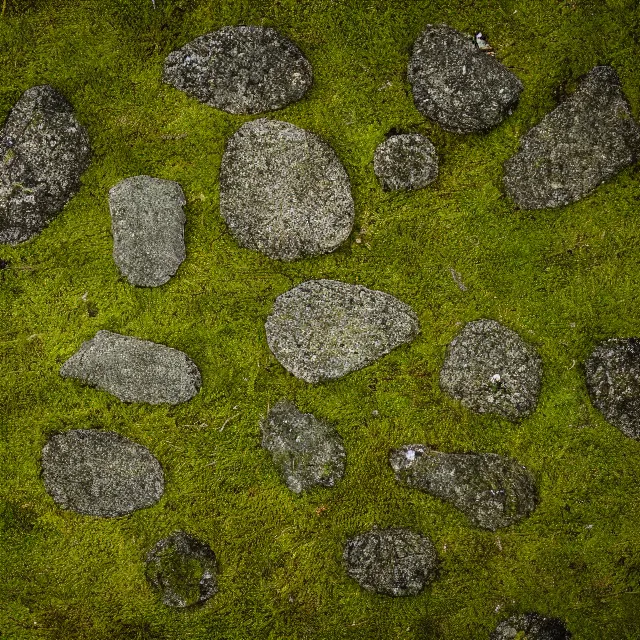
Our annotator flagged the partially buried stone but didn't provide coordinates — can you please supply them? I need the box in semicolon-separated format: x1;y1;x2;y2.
219;119;354;261
163;26;312;114
491;612;572;640
374;134;438;191
261;400;346;493
389;445;538;530
41;430;164;517
0;85;91;245
504;66;640;209
60;330;201;404
265;279;420;383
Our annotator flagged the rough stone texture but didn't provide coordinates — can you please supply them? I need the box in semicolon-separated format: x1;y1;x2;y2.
504;66;640;209
491;613;572;640
439;319;542;421
219;119;354;261
163;26;312;114
407;24;523;133
261;400;346;493
145;531;218;608
109;176;186;287
0;85;91;245
343;527;438;596
265;279;420;383
41;430;164;517
389;445;538;530
373;134;438;191
60;330;201;404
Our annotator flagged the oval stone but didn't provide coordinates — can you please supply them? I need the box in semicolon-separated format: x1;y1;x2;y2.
373;133;438;191
491;613;572;640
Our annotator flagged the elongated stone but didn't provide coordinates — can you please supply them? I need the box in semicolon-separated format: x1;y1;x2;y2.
491;613;572;640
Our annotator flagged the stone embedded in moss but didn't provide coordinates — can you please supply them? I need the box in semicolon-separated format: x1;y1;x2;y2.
373;134;438;191
491;612;572;640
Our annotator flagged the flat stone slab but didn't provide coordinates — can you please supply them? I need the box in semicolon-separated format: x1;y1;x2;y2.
265;279;420;383
408;24;522;133
145;531;218;608
109;175;186;287
261;400;346;493
60;330;201;404
0;85;91;245
373;134;438;191
163;26;312;114
504;66;640;209
491;613;572;640
219;119;354;261
390;445;538;530
343;527;438;596
439;319;542;421
42;430;164;517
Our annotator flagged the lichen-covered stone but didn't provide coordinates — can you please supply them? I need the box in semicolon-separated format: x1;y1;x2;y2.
109;176;186;287
343;527;438;596
265;279;420;383
439;319;542;421
0;85;91;245
60;330;201;405
261;400;346;493
162;26;312;114
390;445;538;530
504;66;640;209
42;430;164;517
491;613;572;640
408;24;522;133
373;134;438;191
219;119;353;261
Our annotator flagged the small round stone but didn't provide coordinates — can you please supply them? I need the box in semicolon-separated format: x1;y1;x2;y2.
491;612;572;640
373;134;438;191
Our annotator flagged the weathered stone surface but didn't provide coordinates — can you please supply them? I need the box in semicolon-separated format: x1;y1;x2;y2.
389;445;537;530
439;319;542;421
261;400;346;493
373;134;438;191
219;119;353;261
491;613;572;640
60;330;201;404
109;176;186;287
163;26;312;114
343;527;438;596
0;85;91;245
145;531;218;608
265;279;420;383
504;66;640;209
41;430;164;517
407;24;522;133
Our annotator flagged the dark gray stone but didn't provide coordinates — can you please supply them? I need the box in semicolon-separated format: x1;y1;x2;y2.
491;613;572;640
0;85;91;245
60;330;201;404
219;119;353;261
373;134;438;191
265;279;420;383
389;445;537;530
145;531;218;608
439;319;542;421
504;66;640;209
162;26;312;114
261;400;346;493
41;430;164;517
109;176;186;287
407;24;522;133
343;527;438;596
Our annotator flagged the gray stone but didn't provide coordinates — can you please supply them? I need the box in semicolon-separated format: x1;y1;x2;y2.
373;134;438;191
145;531;218;608
162;26;312;114
265;279;420;383
439;319;542;421
491;613;572;640
219;119;354;261
261;400;346;493
60;330;201;404
389;445;537;530
109;176;186;287
504;66;640;209
0;85;91;245
41;430;164;517
342;527;438;596
407;24;522;133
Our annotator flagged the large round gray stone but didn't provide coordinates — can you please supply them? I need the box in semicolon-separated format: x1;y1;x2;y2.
0;85;91;245
162;26;312;114
491;613;572;640
373;134;438;191
219;119;354;261
265;279;420;383
42;430;164;517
